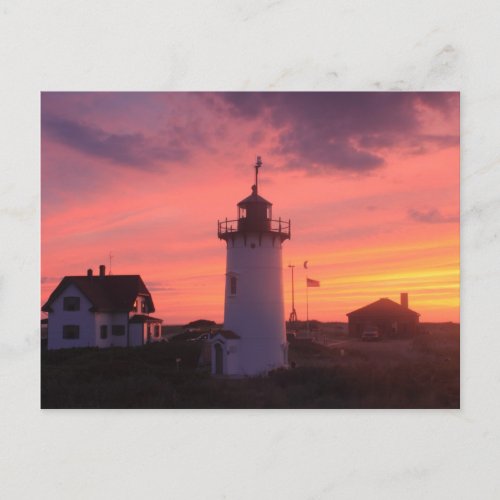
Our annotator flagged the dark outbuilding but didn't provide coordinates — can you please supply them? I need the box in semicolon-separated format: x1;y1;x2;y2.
346;293;420;338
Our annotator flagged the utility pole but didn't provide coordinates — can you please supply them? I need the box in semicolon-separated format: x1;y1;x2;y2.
304;260;309;334
288;264;298;323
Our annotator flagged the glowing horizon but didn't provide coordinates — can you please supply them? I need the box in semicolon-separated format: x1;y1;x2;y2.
41;92;459;324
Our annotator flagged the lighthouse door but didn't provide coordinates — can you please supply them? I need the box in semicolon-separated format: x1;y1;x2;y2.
214;343;223;375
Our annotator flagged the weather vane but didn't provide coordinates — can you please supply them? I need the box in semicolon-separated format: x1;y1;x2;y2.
255;156;262;194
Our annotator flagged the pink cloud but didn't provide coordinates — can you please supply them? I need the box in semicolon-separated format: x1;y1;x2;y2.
42;92;460;323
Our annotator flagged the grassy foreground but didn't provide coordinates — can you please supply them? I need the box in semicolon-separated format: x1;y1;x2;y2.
41;330;459;409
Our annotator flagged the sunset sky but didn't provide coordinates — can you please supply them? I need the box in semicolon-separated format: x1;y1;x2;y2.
41;92;459;324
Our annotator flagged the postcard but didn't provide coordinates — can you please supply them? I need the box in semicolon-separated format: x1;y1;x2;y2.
41;92;459;408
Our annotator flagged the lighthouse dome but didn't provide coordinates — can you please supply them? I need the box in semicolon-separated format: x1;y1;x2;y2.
237;185;272;207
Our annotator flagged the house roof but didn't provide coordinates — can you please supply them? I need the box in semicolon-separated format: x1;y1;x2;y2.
346;298;420;317
129;314;163;324
209;329;240;340
41;275;155;313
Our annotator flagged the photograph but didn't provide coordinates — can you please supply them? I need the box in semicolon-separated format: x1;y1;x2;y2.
41;91;460;408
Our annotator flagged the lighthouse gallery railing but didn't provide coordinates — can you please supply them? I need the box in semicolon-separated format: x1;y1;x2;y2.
218;218;291;240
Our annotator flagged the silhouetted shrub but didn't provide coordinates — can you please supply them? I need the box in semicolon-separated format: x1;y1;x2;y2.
41;332;459;409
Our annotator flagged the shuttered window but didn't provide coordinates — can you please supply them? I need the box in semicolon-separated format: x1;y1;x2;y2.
63;296;80;311
63;325;79;339
112;325;125;336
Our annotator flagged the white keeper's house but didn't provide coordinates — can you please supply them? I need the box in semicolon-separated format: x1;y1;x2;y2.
41;265;163;349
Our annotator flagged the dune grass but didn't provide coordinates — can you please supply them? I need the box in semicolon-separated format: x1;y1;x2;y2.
41;330;459;409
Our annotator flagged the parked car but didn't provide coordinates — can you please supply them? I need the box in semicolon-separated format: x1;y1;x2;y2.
187;332;210;342
361;327;380;341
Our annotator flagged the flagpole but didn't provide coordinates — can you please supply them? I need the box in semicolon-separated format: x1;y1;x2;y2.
306;273;309;334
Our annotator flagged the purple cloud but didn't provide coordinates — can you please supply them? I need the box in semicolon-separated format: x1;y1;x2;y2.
218;92;459;174
42;114;191;169
417;92;459;114
408;208;459;224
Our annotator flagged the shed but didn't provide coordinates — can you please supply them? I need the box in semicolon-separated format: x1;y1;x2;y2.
346;293;420;338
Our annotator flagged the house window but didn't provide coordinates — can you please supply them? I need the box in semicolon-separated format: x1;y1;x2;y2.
141;301;147;313
132;300;138;312
112;325;125;336
230;276;237;295
63;296;80;311
100;325;108;339
63;325;79;339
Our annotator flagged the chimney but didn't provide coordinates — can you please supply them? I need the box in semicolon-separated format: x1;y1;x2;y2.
400;292;408;309
99;264;106;277
87;268;93;277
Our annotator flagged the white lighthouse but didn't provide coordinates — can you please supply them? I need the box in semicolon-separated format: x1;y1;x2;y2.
211;157;291;376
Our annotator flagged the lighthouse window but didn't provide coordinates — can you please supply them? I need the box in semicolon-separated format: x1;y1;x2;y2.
230;276;237;295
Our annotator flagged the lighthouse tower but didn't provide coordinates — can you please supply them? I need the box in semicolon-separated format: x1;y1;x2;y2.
213;157;291;376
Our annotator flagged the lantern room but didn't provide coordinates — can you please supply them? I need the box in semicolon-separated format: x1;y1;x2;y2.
237;185;272;232
217;156;291;243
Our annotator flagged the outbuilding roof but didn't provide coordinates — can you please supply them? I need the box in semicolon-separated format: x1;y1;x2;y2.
346;298;420;317
209;329;240;340
41;275;155;313
129;314;163;324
